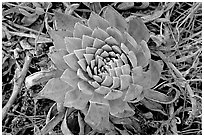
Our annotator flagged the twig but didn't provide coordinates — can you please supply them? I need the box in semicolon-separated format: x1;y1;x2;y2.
2;51;32;120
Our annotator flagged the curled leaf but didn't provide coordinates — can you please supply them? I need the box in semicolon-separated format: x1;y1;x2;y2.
143;89;180;104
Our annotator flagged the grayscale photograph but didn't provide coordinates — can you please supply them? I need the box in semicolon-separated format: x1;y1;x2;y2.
2;2;202;135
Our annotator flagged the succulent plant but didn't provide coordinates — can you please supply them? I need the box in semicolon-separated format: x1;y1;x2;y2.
31;6;179;133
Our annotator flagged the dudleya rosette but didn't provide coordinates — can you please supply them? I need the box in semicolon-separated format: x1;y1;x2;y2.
36;6;178;132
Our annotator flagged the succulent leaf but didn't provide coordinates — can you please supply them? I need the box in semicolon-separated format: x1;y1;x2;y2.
38;78;73;104
88;12;110;30
48;47;68;71
104;6;128;33
144;89;180;104
127;16;150;43
65;37;82;53
63;53;80;71
49;29;72;50
54;11;82;31
135;59;162;89
73;22;93;38
140;98;167;115
84;102;110;131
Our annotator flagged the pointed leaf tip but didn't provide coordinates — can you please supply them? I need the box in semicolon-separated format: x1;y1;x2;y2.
104;6;128;33
127;16;150;43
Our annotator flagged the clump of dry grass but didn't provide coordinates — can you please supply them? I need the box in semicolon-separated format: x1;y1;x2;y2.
2;2;202;135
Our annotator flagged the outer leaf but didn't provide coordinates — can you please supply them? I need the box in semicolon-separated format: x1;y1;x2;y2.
88;12;110;30
73;22;93;38
84;102;110;132
64;88;92;110
140;98;167;115
48;47;68;71
127;16;150;43
104;6;128;33
60;67;81;88
54;11;82;31
65;37;82;53
63;53;80;71
109;98;135;118
49;29;72;50
134;59;162;89
61;109;73;135
143;89;180;104
38;78;73;104
25;69;63;89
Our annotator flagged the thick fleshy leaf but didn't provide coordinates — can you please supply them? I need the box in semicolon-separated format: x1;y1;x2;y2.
84;54;94;65
65;37;82;53
106;27;123;44
102;44;112;52
114;67;122;77
90;92;109;105
82;35;95;48
48;47;68;71
127;16;150;43
78;80;94;95
101;76;113;87
120;75;131;90
124;32;149;67
95;86;111;95
77;58;87;71
92;27;109;41
49;29;72;50
109;99;135;118
54;11;82;31
140;40;151;61
61;67;81;88
136;60;162;89
77;68;90;81
61;109;73;135
111;77;120;89
64;88;92;110
121;64;130;75
64;88;80;105
104;90;123;100
95;48;103;56
120;53;128;64
73;22;93;38
38;78;73;104
25;69;63;89
63;53;79;71
143;89;180;104
140;98;167;115
104;6;128;33
112;45;122;54
132;66;143;84
92;38;105;49
86;47;97;54
88;12;110;30
84;102;110;131
121;43;129;54
123;84;143;102
127;51;137;68
74;49;86;60
105;36;119;45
